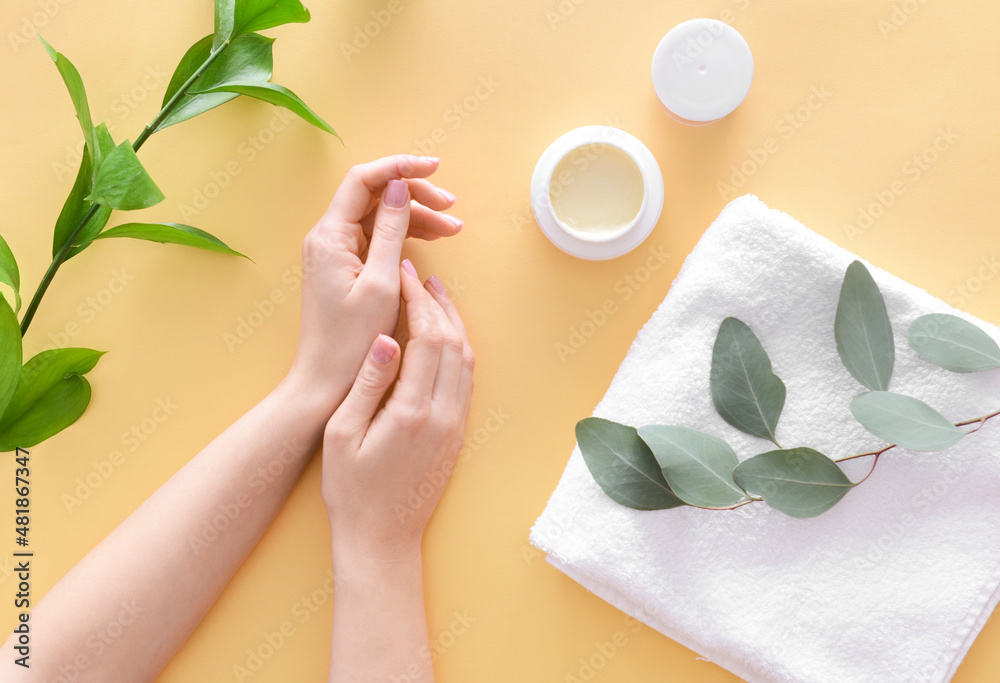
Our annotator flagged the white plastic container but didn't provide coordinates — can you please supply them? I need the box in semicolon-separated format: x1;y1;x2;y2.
530;126;664;261
651;18;754;125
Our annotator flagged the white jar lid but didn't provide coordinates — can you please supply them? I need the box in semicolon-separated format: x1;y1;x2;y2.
530;126;664;261
652;19;754;125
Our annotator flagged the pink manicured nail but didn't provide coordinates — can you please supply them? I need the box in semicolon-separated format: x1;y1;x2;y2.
372;334;396;364
445;214;464;229
384;179;408;209
420;156;440;164
437;188;457;203
401;259;419;279
427;275;447;296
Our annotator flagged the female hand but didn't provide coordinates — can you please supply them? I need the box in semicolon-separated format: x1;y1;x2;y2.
321;260;475;563
284;154;463;414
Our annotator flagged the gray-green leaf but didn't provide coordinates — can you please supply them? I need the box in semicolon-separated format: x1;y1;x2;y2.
0;234;20;313
710;317;786;445
733;447;854;518
39;35;95;162
214;0;236;50
638;425;746;508
0;375;92;452
835;260;895;391
0;295;22;424
850;391;964;451
85;141;164;211
908;313;1000;373
234;0;311;36
94;223;249;259
192;81;337;136
577;417;686;510
158;33;274;131
0;348;104;433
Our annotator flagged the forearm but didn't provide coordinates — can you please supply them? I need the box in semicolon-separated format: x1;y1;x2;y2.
329;547;432;683
9;373;335;681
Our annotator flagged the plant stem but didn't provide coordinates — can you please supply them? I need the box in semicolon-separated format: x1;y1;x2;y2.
19;42;230;337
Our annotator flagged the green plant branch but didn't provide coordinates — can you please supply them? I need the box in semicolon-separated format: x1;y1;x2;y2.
19;41;230;337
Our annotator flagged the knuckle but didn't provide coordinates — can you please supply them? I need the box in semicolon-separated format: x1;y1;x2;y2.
463;349;476;371
422;329;446;351
323;420;351;445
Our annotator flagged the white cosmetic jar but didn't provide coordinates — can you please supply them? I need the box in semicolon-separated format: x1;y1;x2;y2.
530;126;664;261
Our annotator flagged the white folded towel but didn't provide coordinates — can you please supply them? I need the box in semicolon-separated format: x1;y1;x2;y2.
530;195;1000;683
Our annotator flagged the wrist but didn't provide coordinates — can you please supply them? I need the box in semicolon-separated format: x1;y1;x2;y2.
279;361;351;419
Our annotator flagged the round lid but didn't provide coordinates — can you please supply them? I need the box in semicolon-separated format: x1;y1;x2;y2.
652;18;754;124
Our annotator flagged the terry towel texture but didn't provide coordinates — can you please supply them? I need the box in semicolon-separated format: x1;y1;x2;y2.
530;196;1000;683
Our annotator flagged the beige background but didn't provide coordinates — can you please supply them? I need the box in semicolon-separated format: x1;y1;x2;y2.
1;0;998;680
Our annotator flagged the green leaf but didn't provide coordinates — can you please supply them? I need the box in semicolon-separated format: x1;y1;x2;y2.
0;375;91;452
710;317;786;445
733;447;854;519
214;0;236;50
850;391;964;452
908;313;1000;373
192;81;337;135
54;123;116;260
94;223;249;259
234;0;311;36
39;35;95;162
0;348;104;431
158;33;274;131
576;417;686;511
85;141;164;211
0;233;20;313
638;425;746;508
0;295;22;424
835;260;895;391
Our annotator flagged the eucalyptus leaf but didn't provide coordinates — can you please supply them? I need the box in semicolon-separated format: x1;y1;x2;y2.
85;141;164;211
850;391;964;451
0;375;91;452
157;33;275;131
638;425;746;508
234;0;311;36
908;313;1000;373
94;223;249;259
733;447;854;518
0;295;22;423
835;260;895;391
214;0;236;50
577;417;686;510
0;348;104;431
39;35;95;161
0;233;20;313
710;317;786;445
192;81;337;135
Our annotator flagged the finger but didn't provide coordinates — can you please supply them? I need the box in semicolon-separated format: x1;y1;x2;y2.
424;275;468;339
327;334;401;448
405;178;457;211
409;202;463;237
327;155;440;225
424;277;474;405
394;261;446;403
360;179;411;284
423;282;465;402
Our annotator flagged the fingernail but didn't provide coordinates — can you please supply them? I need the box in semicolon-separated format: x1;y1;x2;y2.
372;334;396;364
401;259;419;279
437;188;457;203
427;275;447;296
420;156;440;164
385;179;408;209
445;214;464;229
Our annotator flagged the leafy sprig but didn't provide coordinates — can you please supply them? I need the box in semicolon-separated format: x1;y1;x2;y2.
0;0;336;451
579;260;1000;519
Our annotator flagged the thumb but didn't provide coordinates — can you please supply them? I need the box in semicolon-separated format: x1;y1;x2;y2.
361;179;411;284
330;334;400;443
